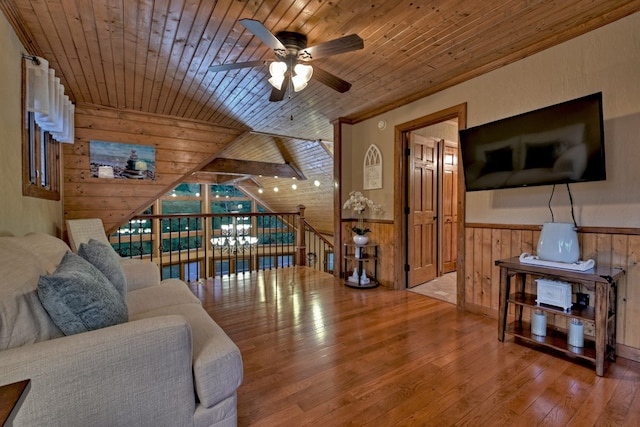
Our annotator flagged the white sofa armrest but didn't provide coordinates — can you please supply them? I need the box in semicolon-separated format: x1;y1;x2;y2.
120;258;161;291
0;316;195;427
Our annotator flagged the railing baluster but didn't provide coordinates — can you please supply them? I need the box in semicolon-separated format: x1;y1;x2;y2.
114;211;332;279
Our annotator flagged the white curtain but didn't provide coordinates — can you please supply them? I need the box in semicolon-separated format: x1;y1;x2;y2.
24;56;75;144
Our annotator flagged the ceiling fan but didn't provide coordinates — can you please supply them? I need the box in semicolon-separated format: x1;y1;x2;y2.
208;19;364;102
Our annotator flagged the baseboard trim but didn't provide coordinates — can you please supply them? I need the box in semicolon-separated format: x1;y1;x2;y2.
616;343;640;363
464;302;497;319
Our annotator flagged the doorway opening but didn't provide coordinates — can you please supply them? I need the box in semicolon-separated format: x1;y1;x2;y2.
393;104;467;308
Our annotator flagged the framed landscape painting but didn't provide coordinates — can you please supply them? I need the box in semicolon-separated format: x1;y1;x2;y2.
90;140;156;180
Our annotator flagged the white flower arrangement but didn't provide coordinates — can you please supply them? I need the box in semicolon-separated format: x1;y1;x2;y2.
343;191;382;213
343;191;382;235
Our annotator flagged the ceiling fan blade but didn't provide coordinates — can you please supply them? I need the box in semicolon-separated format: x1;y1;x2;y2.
301;34;364;61
269;74;290;102
208;60;267;73
239;19;286;53
311;65;352;93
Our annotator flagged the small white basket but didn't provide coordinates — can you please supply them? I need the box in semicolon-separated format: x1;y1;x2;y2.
536;279;572;311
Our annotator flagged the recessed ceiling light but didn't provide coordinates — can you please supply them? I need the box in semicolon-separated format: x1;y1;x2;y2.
292;184;297;190
258;188;263;194
314;180;320;187
274;187;279;192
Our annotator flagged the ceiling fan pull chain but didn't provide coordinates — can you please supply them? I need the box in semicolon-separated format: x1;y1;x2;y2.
289;79;294;121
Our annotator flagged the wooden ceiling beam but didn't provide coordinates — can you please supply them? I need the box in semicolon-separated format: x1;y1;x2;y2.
272;137;307;181
201;158;306;180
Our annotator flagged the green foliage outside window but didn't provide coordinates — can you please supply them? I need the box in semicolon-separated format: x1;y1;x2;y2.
161;202;203;233
114;240;153;257
162;236;203;252
257;214;285;228
210;184;245;198
171;183;201;197
258;232;294;245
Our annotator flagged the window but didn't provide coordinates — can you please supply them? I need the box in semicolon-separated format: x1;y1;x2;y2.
325;252;334;273
111;207;154;257
162;184;203;252
22;57;72;201
185;261;201;282
22;111;60;200
162;264;181;279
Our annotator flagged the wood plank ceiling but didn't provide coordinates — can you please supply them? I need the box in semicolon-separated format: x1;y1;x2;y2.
3;0;640;234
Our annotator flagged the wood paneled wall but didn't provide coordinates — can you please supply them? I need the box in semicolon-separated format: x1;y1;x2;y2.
465;223;640;361
63;104;245;234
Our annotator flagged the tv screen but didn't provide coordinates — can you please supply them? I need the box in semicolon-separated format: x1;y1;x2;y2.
459;92;606;191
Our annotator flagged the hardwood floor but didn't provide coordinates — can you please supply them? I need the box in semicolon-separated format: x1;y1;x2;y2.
190;267;640;426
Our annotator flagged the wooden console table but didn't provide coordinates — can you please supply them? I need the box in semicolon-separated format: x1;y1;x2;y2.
496;257;624;376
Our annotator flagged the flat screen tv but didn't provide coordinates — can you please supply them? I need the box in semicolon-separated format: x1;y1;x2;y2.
459;92;606;191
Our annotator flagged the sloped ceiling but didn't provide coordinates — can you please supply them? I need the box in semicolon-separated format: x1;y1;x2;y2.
3;0;639;235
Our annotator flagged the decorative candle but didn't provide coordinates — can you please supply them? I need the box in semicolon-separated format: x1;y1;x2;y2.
98;166;114;178
531;310;547;336
135;160;147;171
568;318;584;347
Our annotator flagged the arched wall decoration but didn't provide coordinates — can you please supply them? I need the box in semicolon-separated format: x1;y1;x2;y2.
363;144;382;190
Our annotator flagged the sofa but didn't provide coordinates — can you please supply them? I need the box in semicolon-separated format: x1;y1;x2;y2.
0;232;243;427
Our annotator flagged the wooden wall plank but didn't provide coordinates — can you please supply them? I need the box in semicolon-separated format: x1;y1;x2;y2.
472;228;483;306
481;228;493;308
464;222;475;308
625;236;640;349
612;234;629;345
490;229;502;310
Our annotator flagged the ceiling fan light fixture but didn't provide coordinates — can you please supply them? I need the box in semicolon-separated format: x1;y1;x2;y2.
292;64;313;92
268;75;285;90
268;61;287;89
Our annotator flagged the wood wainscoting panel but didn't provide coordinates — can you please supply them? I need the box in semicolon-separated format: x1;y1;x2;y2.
465;223;640;360
63;104;245;234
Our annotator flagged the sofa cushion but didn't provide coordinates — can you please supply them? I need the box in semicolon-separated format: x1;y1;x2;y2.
120;258;161;291
0;238;63;350
78;239;127;298
126;279;201;316
10;232;72;274
38;252;128;336
131;303;243;408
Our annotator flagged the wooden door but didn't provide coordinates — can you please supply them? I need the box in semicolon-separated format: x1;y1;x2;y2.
408;134;437;287
442;142;458;273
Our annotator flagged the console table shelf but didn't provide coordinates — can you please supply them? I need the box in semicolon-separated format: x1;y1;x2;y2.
496;257;624;376
509;293;597;321
343;243;379;289
507;321;597;361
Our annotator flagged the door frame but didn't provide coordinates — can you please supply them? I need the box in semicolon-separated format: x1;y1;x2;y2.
393;103;467;309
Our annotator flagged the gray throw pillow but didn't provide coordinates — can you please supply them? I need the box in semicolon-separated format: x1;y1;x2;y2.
78;239;127;298
38;251;128;336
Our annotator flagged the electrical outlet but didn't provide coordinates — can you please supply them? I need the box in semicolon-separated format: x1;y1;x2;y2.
584;322;595;337
576;292;590;307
